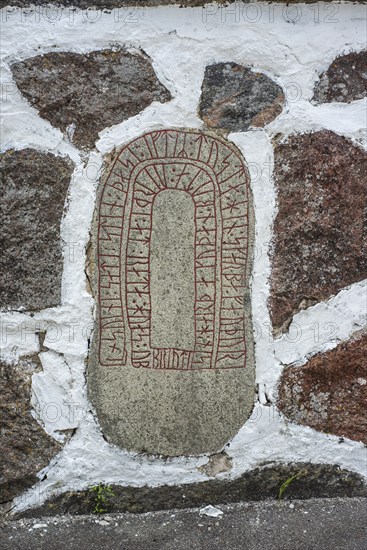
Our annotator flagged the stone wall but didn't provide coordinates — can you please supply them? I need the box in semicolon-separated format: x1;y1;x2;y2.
1;1;366;513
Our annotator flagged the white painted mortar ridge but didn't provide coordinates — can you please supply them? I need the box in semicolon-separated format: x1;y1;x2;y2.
0;2;365;512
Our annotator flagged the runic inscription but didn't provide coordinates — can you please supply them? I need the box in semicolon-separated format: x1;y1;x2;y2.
97;129;251;371
89;129;255;456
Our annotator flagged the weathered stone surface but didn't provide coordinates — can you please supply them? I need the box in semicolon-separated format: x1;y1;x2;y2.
11;49;171;150
0;149;73;311
313;50;367;104
278;332;367;443
270;130;367;333
198;63;284;132
88;128;255;456
0;357;61;504
15;463;367;517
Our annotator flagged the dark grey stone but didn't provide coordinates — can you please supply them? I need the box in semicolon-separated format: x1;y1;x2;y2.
11;49;172;150
0;149;73;311
313;50;367;104
14;463;366;517
0;357;61;504
198;62;284;132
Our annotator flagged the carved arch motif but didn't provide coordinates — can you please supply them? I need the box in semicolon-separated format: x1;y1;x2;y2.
97;129;251;370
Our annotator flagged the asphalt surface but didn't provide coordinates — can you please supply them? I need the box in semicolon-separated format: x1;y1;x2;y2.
1;498;366;550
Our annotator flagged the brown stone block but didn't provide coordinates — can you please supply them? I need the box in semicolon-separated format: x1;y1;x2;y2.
11;49;172;150
270;130;367;333
278;331;367;443
0;357;61;504
0;149;73;311
313;50;367;104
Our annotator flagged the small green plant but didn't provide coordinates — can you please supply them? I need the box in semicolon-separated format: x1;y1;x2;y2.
89;483;115;514
278;469;307;500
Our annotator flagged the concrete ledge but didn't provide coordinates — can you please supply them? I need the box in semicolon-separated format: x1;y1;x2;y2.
12;462;367;518
2;498;367;550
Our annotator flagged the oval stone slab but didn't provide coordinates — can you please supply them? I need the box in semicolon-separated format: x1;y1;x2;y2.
88;129;255;456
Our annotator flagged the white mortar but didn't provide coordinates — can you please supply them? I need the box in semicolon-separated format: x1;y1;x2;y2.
0;2;366;512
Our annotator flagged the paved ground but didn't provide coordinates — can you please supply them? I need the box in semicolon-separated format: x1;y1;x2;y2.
1;498;366;550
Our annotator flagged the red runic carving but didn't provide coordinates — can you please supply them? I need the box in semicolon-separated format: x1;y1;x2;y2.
97;129;251;370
